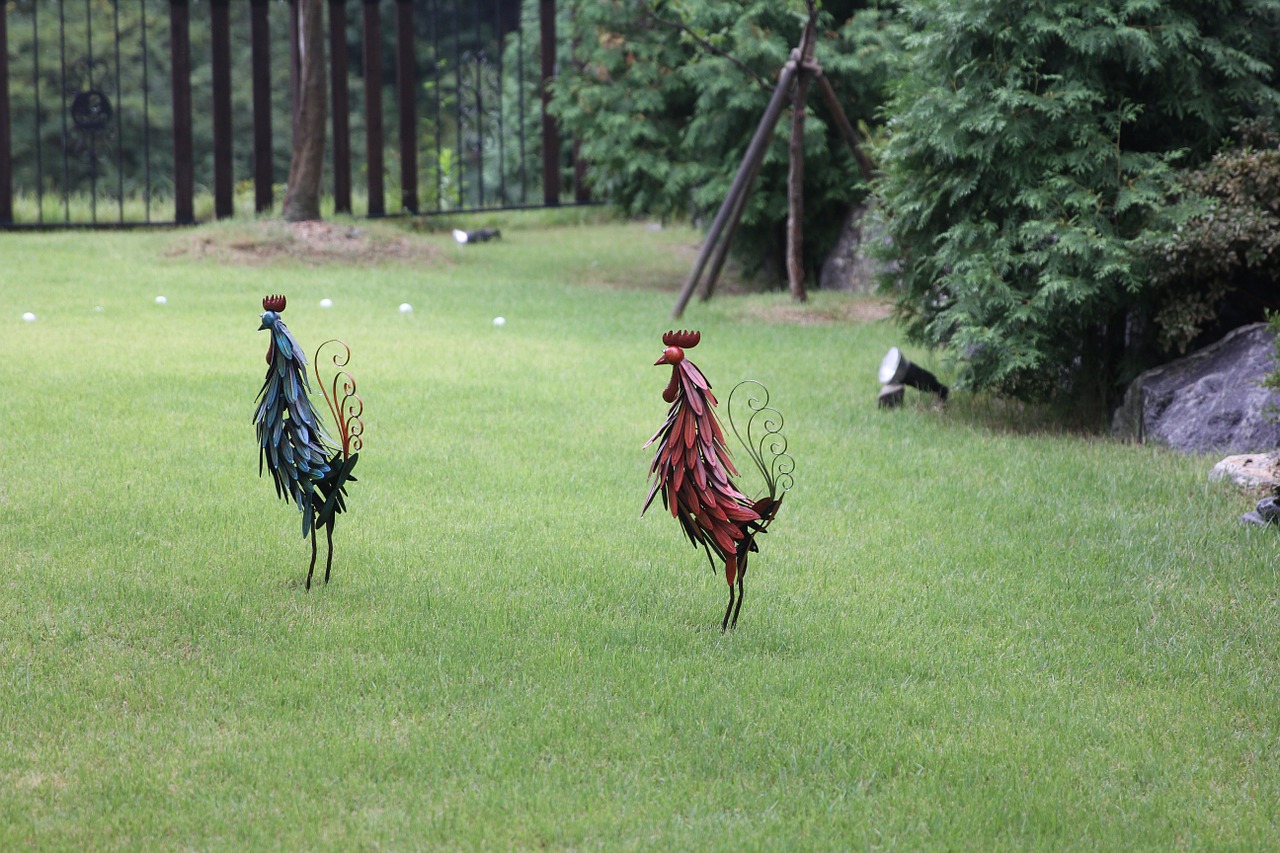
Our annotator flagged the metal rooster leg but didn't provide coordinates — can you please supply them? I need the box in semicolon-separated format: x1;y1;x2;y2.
643;330;794;630
253;294;363;589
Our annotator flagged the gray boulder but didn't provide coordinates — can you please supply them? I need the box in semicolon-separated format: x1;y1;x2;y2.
1112;322;1280;453
819;206;888;294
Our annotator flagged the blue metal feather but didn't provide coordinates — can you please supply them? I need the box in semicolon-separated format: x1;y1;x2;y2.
254;314;335;537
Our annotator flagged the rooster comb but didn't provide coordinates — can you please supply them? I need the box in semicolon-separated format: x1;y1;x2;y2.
662;329;701;349
262;294;287;313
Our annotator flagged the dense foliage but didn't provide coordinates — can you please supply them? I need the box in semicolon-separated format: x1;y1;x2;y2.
874;0;1280;404
1145;120;1280;355
552;0;902;278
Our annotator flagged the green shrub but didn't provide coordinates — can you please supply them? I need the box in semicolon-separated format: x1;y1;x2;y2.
874;0;1280;406
1144;120;1280;355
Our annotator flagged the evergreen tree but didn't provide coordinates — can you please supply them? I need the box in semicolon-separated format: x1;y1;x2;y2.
875;0;1280;405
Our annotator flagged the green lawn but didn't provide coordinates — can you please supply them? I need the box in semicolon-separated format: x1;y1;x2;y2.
1;218;1276;849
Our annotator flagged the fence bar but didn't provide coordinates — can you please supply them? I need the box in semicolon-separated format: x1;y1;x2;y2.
31;10;42;222
474;6;484;208
288;0;299;143
250;0;273;213
140;0;151;221
57;2;68;221
361;0;383;216
494;0;505;204
0;2;11;223
328;0;351;214
516;22;525;204
169;0;194;223
210;0;233;218
395;0;416;213
431;0;441;209
538;0;558;206
453;0;463;204
86;0;99;221
112;0;124;221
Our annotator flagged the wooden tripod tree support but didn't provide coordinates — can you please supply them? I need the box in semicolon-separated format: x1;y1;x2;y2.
670;3;874;320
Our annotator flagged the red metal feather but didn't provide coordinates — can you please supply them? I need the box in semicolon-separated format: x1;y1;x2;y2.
643;330;763;619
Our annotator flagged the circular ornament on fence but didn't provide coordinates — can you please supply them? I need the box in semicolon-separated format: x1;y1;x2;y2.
70;90;113;132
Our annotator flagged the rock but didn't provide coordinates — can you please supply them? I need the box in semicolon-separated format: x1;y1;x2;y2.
1210;452;1280;490
819;205;889;294
1112;323;1280;453
1242;496;1280;527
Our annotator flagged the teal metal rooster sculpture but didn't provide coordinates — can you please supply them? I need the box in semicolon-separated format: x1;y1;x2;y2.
254;294;363;589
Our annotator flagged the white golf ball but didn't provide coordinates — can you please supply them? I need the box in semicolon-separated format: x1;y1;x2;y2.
493;316;506;327
319;298;333;308
155;295;167;305
22;312;36;323
94;306;104;313
399;303;413;314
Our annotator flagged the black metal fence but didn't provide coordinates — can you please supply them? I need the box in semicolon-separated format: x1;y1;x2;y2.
0;0;581;228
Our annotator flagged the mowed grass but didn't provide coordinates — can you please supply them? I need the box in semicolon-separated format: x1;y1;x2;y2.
1;219;1277;849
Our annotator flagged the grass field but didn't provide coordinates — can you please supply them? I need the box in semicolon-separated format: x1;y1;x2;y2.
1;217;1277;849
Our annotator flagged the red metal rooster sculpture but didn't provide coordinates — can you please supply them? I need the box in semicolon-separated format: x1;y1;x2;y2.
644;330;793;630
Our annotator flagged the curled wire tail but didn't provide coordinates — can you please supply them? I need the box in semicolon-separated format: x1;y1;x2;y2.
314;339;365;458
727;380;795;503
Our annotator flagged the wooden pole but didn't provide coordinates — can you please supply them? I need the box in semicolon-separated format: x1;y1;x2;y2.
250;0;274;214
786;20;816;303
671;55;799;320
329;0;352;214
810;67;874;183
169;0;194;224
361;0;384;216
699;130;766;301
210;0;233;219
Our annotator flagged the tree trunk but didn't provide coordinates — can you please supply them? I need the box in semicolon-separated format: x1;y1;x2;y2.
283;0;327;222
786;70;811;303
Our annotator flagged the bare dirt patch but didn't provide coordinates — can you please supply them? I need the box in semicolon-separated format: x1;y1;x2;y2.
743;297;894;325
166;220;445;267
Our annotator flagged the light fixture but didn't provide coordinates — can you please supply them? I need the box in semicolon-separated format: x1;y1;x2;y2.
452;228;501;245
877;346;948;405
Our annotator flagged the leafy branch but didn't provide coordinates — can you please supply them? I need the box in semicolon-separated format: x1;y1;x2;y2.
637;1;770;90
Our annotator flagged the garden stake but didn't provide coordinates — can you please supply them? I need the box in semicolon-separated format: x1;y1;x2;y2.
643;330;795;630
253;294;364;589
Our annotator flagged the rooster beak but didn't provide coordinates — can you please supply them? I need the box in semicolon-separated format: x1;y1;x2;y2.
654;353;669;366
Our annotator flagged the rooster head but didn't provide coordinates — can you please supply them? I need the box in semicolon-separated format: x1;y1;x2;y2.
656;329;700;366
259;293;287;330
